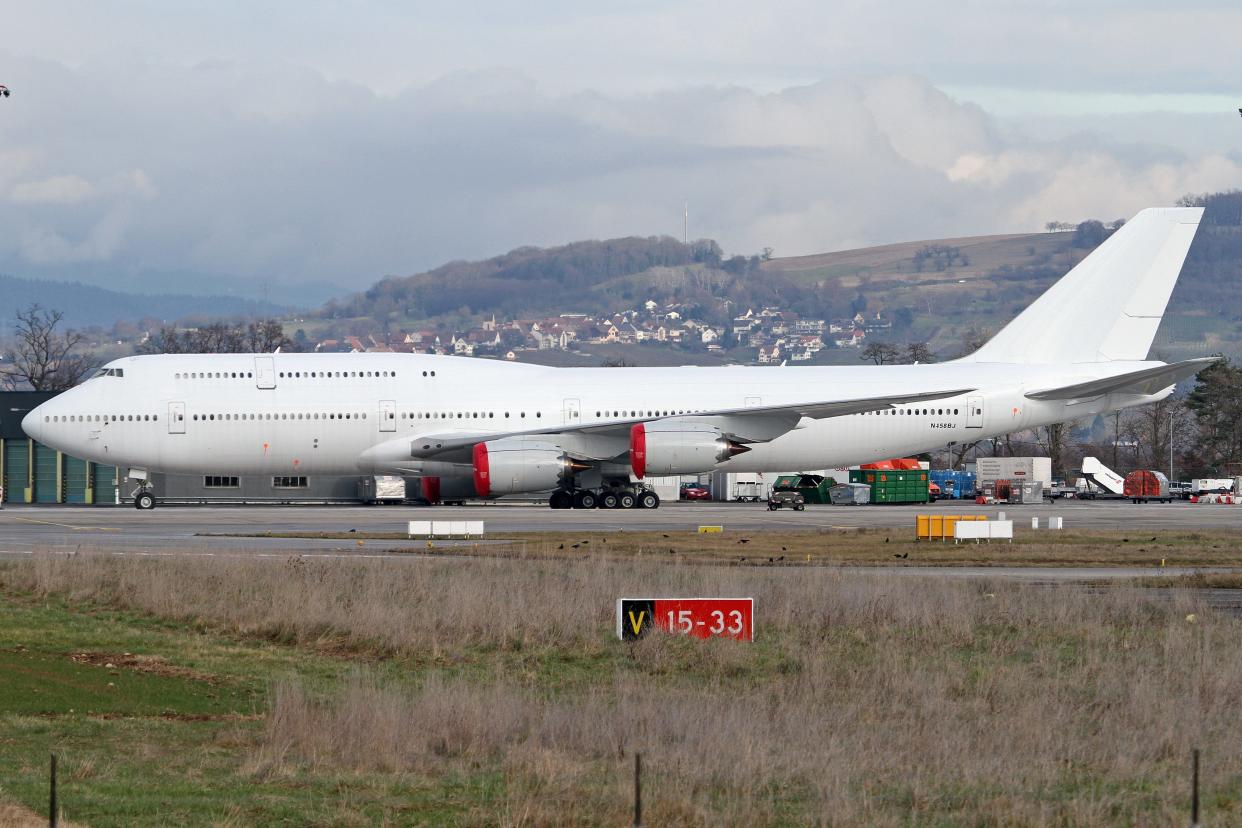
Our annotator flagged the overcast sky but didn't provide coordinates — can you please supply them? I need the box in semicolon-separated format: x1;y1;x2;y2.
1;1;1240;301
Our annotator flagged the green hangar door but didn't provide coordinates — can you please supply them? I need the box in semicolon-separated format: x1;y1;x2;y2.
64;456;89;503
33;443;58;503
4;440;30;503
94;464;118;505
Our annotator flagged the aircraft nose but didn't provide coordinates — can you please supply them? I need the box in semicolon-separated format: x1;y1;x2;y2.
22;405;44;442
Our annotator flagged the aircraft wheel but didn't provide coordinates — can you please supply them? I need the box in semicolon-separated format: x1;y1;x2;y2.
572;490;598;509
637;491;660;509
549;490;572;510
600;491;620;509
134;491;157;510
618;491;637;509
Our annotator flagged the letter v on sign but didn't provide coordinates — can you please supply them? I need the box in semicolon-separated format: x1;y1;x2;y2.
628;610;646;636
616;599;656;641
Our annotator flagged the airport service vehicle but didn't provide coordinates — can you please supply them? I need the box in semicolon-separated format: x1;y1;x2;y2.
768;490;806;511
1077;457;1127;500
22;208;1220;511
1191;478;1235;496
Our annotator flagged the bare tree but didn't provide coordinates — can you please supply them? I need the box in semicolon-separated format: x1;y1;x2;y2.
861;342;901;365
902;342;935;364
1036;421;1071;480
1;304;97;390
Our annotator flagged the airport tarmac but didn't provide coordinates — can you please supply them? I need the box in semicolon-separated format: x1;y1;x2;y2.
0;499;1237;554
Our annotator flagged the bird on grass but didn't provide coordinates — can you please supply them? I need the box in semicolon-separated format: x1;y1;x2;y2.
776;555;784;561
669;548;676;554
781;546;788;552
893;552;908;559
738;538;751;545
557;544;564;550
662;534;670;538
571;543;580;549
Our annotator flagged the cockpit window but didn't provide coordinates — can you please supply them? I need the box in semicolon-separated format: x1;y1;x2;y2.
94;368;125;378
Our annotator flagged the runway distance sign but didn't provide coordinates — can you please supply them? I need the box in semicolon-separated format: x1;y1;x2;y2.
616;598;754;642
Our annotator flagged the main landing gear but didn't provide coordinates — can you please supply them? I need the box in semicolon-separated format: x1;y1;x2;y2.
548;486;660;509
133;489;157;510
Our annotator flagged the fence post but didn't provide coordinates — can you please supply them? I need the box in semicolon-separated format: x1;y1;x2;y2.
1191;748;1200;828
49;752;57;828
632;752;643;828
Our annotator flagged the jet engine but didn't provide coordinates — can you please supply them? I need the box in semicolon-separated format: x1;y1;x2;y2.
630;421;749;478
472;438;588;497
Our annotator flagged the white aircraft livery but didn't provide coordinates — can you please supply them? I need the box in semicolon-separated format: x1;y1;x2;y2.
23;207;1215;510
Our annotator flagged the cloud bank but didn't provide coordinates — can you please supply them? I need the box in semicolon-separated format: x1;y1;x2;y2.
0;55;1239;300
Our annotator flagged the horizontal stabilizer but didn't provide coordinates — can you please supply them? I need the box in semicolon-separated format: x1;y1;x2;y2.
1025;357;1218;401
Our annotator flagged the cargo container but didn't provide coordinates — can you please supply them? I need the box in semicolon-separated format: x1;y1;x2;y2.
849;468;930;504
358;475;407;504
829;483;871;505
975;457;1052;493
1123;470;1171;503
928;470;977;499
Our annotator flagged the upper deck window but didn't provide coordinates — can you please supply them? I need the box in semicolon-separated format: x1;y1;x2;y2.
93;368;125;378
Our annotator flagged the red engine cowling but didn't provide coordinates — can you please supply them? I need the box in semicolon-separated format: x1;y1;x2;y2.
473;438;587;496
630;421;749;478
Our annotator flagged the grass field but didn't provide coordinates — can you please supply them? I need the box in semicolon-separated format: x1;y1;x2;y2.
205;526;1242;569
2;545;1242;825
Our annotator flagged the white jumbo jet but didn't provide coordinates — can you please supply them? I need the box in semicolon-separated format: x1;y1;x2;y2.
23;207;1216;510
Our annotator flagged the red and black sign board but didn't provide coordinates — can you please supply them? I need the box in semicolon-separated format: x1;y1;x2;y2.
616;598;754;642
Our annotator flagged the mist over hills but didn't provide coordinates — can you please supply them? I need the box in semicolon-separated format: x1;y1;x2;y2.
0;273;283;329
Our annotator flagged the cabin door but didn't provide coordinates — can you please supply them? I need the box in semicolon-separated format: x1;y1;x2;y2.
379;400;397;432
168;401;186;434
966;396;984;428
254;356;276;389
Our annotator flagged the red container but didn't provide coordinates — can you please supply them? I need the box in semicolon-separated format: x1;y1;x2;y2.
1124;470;1169;499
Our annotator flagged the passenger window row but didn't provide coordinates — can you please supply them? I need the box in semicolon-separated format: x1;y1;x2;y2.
868;408;961;416
174;370;405;380
402;411;542;420
192;412;367;421
46;414;155;423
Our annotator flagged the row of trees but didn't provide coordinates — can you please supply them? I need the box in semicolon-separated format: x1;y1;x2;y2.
139;320;294;355
0;305;295;391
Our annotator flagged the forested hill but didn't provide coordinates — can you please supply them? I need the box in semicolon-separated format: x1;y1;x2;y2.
319;191;1242;362
0;273;280;328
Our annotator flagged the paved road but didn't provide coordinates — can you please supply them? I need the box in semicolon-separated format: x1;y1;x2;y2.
0;499;1237;555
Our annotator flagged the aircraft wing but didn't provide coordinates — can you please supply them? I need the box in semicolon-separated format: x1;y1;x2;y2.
1024;358;1218;401
400;386;975;461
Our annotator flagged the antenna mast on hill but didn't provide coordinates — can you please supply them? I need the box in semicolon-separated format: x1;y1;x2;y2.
684;201;689;245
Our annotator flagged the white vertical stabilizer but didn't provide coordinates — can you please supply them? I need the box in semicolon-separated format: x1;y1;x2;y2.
964;207;1203;364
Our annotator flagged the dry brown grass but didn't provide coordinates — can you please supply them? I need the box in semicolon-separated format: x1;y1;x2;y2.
207;526;1242;568
0;799;85;828
4;551;1242;824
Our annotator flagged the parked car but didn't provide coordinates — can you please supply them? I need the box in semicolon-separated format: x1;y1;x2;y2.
680;483;711;501
768;490;806;511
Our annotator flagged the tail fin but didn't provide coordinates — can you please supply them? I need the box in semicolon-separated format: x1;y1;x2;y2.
964;207;1203;364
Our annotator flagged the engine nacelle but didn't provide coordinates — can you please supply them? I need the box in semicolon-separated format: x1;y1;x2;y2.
630;421;749;478
473;438;587;497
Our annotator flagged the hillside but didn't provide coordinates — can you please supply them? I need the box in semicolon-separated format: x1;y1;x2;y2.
0;273;282;329
316;192;1242;364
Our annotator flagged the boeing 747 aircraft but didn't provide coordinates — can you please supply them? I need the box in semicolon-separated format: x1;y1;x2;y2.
23;207;1215;509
